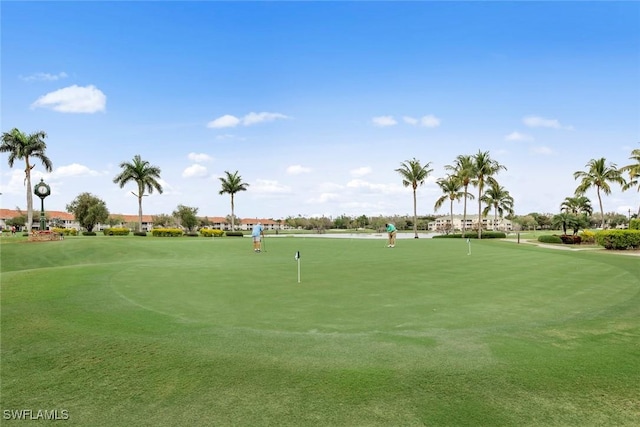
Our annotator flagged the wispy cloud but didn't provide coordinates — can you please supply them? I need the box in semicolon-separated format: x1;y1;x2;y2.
350;166;372;177
417;115;441;128
207;112;290;128
286;165;312;175
31;85;106;113
371;116;397;127
523;115;573;130
252;179;291;194
505;131;534;141
187;153;213;163
20;72;68;82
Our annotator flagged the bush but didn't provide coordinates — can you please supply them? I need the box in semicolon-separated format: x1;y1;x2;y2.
595;230;640;250
225;231;244;237
433;231;506;239
200;228;225;238
52;227;77;236
630;218;640;230
133;231;147;237
185;232;199;237
579;230;596;244
103;227;130;236
82;231;97;236
538;235;563;244
560;235;582;245
151;228;183;237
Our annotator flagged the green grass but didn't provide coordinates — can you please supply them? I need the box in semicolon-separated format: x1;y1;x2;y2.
1;236;639;426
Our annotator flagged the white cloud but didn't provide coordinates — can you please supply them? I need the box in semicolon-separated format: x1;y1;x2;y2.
286;165;312;175
182;164;209;178
523;115;573;130
54;163;101;177
252;179;291;194
20;72;68;82
372;116;397;127
187;152;213;163
346;179;406;194
403;116;418;125
207;114;241;129
505;131;534;141
31;85;106;113
207;112;289;129
307;193;339;204
242;112;289;126
419;115;441;128
530;146;553;155
350;166;372;177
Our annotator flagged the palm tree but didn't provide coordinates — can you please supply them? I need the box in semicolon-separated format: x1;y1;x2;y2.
471;151;506;238
573;158;626;228
219;170;249;231
395;158;433;238
434;175;469;234
445;155;475;236
481;182;514;231
620;147;640;216
0;128;53;231
560;195;593;216
113;154;163;232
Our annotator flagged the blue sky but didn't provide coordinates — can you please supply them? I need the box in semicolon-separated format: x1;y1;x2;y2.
2;1;639;220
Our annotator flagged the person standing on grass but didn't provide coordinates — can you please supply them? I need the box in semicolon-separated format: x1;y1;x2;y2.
252;222;264;252
386;223;397;248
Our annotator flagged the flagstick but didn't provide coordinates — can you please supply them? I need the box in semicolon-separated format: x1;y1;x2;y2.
467;238;471;255
297;258;301;283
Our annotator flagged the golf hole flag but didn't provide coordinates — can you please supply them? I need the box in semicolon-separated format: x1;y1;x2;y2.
294;251;300;260
295;251;301;283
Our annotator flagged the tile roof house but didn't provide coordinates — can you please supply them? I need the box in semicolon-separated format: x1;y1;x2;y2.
0;208;288;232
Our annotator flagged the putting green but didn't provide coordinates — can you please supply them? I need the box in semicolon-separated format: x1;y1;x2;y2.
106;238;638;333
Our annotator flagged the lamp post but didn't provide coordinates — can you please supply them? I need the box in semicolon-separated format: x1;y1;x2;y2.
33;178;51;231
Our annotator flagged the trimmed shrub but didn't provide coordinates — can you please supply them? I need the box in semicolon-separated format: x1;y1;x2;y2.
579;230;596;244
185;232;199;237
133;231;147;237
103;227;130;236
151;228;183;237
52;227;78;236
560;235;582;245
200;228;225;238
630;218;640;230
82;231;97;236
595;230;640;250
225;231;244;237
538;235;563;244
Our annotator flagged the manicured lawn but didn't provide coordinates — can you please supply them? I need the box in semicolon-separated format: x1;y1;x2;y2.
1;236;639;426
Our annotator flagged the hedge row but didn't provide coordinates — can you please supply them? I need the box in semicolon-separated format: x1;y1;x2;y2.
595;230;640;250
103;227;131;236
433;231;506;239
200;229;225;237
225;231;244;237
151;228;183;237
537;235;563;244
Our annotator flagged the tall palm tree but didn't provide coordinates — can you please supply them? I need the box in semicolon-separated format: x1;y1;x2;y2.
471;150;506;238
113;154;163;232
620;147;640;216
481;182;514;231
219;170;249;231
434;175;469;233
0;128;53;231
395;158;433;238
560;195;593;216
445;154;475;236
573;157;626;228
